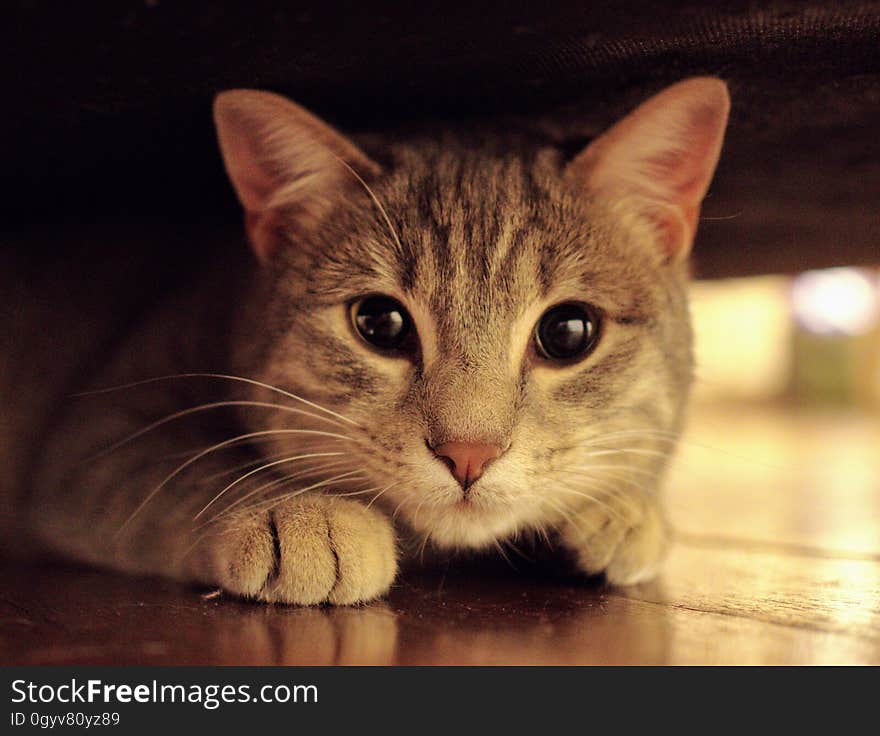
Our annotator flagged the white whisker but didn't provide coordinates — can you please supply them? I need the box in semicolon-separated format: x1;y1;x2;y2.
330;153;404;255
116;428;354;536
196;450;343;484
88;400;350;461
234;472;370;519
391;496;410;523
583;447;669;460
198;469;366;529
73;372;361;427
557;464;656;478
366;482;398;510
193;451;345;520
550;483;630;522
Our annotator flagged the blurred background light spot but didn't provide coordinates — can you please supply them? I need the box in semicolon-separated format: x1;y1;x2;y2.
791;268;880;336
691;267;880;408
690;276;792;402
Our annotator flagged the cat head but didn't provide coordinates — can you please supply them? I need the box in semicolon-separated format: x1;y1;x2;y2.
213;78;729;549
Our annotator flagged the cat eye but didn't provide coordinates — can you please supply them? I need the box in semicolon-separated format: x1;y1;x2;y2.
351;295;413;351
535;303;601;362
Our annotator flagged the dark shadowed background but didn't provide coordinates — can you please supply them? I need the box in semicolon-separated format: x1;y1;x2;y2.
4;1;879;277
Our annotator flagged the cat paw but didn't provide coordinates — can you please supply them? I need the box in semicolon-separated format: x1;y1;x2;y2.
207;496;397;605
558;497;668;586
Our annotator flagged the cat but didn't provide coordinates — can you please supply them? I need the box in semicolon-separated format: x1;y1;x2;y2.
1;77;729;605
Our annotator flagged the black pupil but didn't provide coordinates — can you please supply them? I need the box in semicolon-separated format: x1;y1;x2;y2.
538;304;595;360
354;296;410;349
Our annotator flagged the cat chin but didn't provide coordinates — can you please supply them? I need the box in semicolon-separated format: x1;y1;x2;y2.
413;506;523;550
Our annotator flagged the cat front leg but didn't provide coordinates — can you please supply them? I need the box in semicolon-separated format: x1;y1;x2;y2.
33;408;397;606
557;493;669;586
196;495;397;605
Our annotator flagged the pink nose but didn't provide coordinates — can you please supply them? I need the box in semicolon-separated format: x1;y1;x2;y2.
432;441;503;490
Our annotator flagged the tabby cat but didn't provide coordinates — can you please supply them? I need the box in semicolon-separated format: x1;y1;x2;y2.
1;77;729;604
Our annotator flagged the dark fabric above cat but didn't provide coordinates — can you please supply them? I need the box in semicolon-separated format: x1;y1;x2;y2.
5;2;879;276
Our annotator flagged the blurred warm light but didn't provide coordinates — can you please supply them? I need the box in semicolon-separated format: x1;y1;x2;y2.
690;268;880;408
791;268;880;336
689;276;791;402
875;353;880;403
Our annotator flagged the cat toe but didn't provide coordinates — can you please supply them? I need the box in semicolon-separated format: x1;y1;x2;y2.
604;513;668;586
560;499;668;586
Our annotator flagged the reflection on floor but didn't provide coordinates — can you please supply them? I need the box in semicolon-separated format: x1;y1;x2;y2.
2;401;879;665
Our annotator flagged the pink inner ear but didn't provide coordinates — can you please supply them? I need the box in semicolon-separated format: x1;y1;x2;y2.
568;78;730;261
640;145;711;242
650;99;727;205
217;127;280;216
644;148;706;203
641;201;691;261
214;90;383;263
236;166;277;217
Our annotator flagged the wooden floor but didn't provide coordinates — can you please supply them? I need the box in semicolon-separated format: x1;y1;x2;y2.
2;401;879;665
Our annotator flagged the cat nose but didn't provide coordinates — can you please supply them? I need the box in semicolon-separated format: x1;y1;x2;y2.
431;441;503;490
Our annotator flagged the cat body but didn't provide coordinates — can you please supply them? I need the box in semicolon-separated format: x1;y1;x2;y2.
1;78;729;604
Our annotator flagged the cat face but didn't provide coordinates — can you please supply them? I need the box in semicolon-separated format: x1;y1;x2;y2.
214;79;729;549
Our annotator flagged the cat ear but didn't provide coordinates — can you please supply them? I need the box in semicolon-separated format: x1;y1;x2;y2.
213;89;380;261
565;77;730;262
